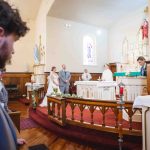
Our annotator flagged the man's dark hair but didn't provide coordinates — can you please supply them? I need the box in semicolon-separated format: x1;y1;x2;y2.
0;1;29;37
137;56;146;61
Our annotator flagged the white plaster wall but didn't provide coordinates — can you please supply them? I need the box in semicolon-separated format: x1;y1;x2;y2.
46;17;108;73
35;0;55;53
108;7;147;63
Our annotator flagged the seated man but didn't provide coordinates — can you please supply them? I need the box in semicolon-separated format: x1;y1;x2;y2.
137;56;147;76
82;69;92;81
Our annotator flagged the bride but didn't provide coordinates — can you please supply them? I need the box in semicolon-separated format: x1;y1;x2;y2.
40;66;61;107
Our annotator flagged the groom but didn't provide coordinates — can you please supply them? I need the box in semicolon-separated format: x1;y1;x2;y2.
59;64;71;94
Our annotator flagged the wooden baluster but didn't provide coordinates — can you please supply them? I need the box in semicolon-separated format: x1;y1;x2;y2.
128;108;133;131
52;102;55;117
57;103;61;120
42;89;44;98
62;99;66;125
114;107;118;128
70;103;75;120
79;104;84;123
102;106;106;127
47;99;51;115
90;105;94;125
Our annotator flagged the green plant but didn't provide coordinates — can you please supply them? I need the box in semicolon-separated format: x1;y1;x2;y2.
31;91;37;110
53;88;58;94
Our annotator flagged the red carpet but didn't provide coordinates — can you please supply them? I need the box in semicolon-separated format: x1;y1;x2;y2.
29;106;142;150
20;118;40;130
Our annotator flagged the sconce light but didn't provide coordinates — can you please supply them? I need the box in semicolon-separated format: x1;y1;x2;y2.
65;23;71;28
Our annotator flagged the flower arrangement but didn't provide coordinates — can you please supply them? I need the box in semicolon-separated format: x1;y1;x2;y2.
31;90;37;110
53;88;58;94
50;92;82;99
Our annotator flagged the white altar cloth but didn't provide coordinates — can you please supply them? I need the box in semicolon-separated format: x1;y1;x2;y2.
74;81;117;100
25;82;44;99
133;95;150;108
116;77;147;101
133;95;150;150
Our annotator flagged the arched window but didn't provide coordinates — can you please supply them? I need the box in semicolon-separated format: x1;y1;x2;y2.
83;35;97;65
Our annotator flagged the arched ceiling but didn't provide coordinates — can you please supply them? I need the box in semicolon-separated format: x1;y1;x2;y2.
48;0;147;27
5;0;42;21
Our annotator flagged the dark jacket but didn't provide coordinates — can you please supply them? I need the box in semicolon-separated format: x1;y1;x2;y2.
0;81;17;150
0;104;17;150
140;64;147;76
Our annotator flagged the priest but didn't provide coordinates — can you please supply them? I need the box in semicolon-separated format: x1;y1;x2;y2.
101;64;113;81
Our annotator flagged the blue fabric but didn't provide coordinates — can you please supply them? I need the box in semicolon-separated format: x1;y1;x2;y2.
0;104;17;150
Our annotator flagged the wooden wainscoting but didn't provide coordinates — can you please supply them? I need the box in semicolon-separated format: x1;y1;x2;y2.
2;72;101;98
2;72;32;98
109;63;117;81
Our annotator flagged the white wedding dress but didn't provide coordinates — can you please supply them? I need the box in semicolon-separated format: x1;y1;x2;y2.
40;72;61;107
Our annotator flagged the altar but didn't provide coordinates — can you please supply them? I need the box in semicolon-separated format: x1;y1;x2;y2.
74;81;117;100
116;76;147;101
115;76;147;122
133;96;150;150
25;82;44;99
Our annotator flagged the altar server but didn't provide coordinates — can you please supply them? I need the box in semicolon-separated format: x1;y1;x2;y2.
82;69;92;81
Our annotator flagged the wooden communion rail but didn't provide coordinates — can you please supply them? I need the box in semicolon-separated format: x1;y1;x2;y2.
47;96;142;136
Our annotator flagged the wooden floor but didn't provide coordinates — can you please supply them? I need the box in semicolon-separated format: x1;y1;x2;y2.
8;101;95;150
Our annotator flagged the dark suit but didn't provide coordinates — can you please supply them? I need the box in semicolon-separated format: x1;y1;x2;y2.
140;64;147;76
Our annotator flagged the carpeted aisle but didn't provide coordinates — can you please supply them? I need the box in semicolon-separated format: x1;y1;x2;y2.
20;118;40;130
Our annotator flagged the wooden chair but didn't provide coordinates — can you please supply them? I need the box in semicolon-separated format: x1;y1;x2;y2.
9;111;21;132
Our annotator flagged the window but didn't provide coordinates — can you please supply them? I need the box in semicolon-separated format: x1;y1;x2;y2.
83;35;97;65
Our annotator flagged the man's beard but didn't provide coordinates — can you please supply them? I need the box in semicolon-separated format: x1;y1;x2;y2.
0;40;11;69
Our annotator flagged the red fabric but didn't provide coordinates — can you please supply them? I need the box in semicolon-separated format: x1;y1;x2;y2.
141;19;149;39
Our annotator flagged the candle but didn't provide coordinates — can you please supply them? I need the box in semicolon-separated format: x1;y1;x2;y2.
120;87;124;95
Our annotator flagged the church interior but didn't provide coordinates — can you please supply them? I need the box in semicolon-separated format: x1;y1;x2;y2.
1;0;150;150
